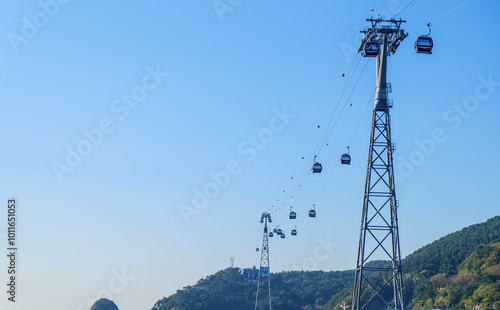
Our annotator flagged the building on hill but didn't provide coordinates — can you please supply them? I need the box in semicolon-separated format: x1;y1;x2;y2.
242;266;269;282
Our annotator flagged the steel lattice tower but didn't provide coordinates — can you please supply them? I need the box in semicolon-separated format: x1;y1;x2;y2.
255;212;272;310
352;18;407;310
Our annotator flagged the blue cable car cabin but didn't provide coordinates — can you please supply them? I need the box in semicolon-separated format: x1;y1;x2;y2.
281;233;285;239
256;248;259;251
341;153;351;165
415;36;433;54
277;229;283;235
312;162;322;173
273;228;277;233
289;211;297;219
309;209;316;218
363;41;380;57
269;232;274;237
291;229;297;236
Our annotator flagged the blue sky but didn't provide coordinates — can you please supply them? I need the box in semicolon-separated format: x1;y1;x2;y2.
1;0;499;310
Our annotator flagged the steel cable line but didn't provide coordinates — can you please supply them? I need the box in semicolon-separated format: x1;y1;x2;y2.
320;58;370;152
269;58;372;220
314;56;363;156
347;88;376;147
409;0;472;33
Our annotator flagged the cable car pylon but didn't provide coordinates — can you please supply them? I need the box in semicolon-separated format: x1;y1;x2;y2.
255;212;272;310
353;17;410;310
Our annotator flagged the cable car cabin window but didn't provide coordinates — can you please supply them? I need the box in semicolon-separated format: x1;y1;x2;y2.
312;162;322;173
341;154;351;165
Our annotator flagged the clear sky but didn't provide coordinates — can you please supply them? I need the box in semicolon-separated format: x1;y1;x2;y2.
1;1;499;310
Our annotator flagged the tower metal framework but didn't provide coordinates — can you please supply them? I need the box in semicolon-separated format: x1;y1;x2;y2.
255;212;272;310
352;18;408;310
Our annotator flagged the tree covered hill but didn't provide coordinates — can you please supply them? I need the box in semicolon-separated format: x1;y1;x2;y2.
325;216;500;309
152;216;500;310
90;299;120;310
409;241;500;309
403;215;500;276
151;268;354;310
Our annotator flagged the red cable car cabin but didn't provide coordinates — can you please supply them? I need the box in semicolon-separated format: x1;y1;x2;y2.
415;36;433;54
363;41;380;57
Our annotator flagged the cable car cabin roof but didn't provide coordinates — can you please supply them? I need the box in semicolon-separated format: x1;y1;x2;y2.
363;41;380;58
415;36;433;54
341;154;351;165
289;211;297;219
309;209;316;217
312;162;322;173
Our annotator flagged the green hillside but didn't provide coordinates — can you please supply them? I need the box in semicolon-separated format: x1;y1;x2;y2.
403;216;500;276
151;268;354;310
326;216;500;309
152;216;500;310
409;241;500;309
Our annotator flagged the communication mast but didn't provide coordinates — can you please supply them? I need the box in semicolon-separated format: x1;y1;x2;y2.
255;212;272;310
352;18;408;310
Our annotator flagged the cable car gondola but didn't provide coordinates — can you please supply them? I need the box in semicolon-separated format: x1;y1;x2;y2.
341;146;351;165
289;207;297;220
312;155;322;173
273;228;277;234
309;204;316;218
291;226;297;236
281;231;286;239
269;232;274;237
415;23;433;54
277;228;283;235
363;41;380;57
256;248;259;251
